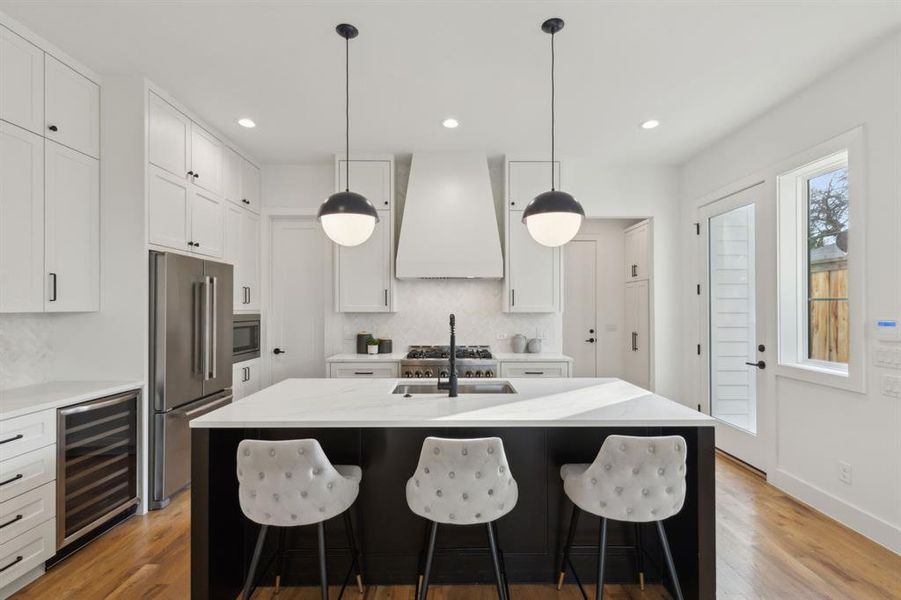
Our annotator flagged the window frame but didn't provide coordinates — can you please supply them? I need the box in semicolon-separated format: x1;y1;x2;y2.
775;128;866;393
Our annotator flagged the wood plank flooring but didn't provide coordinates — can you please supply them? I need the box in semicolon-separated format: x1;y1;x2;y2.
13;456;901;599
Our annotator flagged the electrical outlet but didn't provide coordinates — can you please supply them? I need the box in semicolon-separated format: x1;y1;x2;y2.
839;461;852;485
496;333;508;340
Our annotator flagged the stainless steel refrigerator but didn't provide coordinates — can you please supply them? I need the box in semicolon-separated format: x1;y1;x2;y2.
149;251;233;509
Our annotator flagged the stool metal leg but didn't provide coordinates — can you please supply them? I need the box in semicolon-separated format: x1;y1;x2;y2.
317;521;329;600
595;518;607;600
242;524;269;600
634;522;645;590
557;504;581;589
486;522;508;600
275;527;287;595
343;510;364;593
656;521;684;600
419;521;439;600
491;522;512;600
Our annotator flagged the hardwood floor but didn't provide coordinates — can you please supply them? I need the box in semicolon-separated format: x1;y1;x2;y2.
13;456;901;599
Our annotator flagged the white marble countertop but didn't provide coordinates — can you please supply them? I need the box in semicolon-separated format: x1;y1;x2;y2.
494;352;573;362
191;377;712;429
326;353;407;362
1;380;144;421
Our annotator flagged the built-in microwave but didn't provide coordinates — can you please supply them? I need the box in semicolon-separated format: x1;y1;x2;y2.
233;313;261;361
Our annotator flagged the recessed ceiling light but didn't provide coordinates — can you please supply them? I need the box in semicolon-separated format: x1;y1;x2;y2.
640;119;660;130
237;118;256;128
442;118;459;129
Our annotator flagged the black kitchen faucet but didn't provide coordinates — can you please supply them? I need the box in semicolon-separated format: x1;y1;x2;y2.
437;313;458;397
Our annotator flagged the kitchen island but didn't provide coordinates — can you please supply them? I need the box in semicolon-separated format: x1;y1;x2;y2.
190;378;715;599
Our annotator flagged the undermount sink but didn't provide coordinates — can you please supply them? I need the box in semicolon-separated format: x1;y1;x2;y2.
392;381;517;395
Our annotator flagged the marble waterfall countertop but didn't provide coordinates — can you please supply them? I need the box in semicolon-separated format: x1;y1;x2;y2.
190;377;712;429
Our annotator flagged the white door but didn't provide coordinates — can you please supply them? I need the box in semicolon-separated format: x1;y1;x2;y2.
0;28;44;135
189;187;224;258
148;92;190;178
44;140;99;312
564;239;597;376
508;210;560;312
700;183;771;470
335;211;390;312
0;122;44;312
269;217;325;382
190;123;222;196
148;165;190;251
44;55;99;158
624;280;650;389
240;158;261;213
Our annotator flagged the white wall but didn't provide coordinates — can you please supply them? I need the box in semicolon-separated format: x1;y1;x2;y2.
679;31;901;552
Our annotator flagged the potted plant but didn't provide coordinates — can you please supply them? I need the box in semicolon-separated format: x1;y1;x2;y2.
366;337;380;355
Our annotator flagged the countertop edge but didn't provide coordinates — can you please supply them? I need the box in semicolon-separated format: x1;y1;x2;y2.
1;380;145;421
192;420;715;429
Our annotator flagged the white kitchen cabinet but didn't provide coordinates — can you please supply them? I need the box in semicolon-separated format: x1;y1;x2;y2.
222;146;242;207
148;92;190;179
624;280;650;389
499;361;570;378
190;123;222;196
504;160;563;313
240;157;260;213
148;164;190;251
0;27;44;135
226;204;260;311
44;140;99;312
233;358;262;401
0;123;44;313
189;186;224;258
333;156;395;313
328;362;399;378
44;55;99;158
624;220;650;282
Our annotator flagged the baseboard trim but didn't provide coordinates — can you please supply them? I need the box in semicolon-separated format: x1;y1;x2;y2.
716;449;766;479
768;468;901;555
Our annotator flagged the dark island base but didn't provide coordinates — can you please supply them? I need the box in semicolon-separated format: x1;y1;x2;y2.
192;426;715;599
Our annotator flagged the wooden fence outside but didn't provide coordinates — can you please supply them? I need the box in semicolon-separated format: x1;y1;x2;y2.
809;267;848;363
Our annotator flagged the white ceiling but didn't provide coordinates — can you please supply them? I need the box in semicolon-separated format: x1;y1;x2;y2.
2;1;899;164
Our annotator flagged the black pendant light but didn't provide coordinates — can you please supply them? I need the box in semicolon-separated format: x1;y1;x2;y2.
521;18;584;247
317;23;379;247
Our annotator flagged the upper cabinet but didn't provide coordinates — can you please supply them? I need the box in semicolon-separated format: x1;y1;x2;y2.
333;156;395;312
190;123;222;196
148;93;190;178
0;27;44;135
624;220;651;281
504;159;563;313
44;55;99;158
222;146;242;206
240;158;260;213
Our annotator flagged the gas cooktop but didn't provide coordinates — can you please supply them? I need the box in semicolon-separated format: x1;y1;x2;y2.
405;345;493;360
401;345;497;378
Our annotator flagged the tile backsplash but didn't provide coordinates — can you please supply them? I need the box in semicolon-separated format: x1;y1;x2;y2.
0;315;53;390
340;278;560;353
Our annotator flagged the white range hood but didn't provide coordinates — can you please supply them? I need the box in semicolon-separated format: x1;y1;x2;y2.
396;153;503;279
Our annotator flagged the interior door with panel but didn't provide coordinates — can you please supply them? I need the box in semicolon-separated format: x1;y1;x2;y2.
189;187;225;258
148;92;190;178
336;212;390;312
563;239;597;376
44;140;99;312
700;183;771;470
0;122;44;312
44;55;99;158
0;27;44;134
148;165;190;251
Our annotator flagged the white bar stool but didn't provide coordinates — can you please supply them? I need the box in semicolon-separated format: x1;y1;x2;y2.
557;435;687;600
236;439;364;600
406;436;519;600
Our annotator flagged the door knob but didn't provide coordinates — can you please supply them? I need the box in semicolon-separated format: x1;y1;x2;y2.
589;329;595;334
47;124;58;132
273;348;286;355
585;338;596;343
745;360;766;369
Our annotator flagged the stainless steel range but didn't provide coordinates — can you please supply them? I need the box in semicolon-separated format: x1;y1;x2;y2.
401;345;497;378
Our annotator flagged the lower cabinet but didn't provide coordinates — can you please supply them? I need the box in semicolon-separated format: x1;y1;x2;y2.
0;519;55;590
328;362;399;378
499;361;570;378
225;203;260;312
233;358;261;401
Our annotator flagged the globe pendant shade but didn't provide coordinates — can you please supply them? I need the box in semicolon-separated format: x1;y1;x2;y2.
317;191;379;247
521;190;584;247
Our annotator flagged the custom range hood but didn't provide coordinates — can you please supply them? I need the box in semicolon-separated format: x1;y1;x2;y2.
396;153;503;278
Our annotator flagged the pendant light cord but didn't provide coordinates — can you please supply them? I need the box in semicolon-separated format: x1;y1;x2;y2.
345;34;350;192
550;30;556;191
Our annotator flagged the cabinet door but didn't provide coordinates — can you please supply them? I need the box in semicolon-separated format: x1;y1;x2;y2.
221;146;242;207
507;160;560;210
508;210;560;312
148;164;190;251
337;160;391;210
241;210;260;310
336;210;390;312
224;203;244;309
499;362;569;378
231;362;246;401
44;140;99;312
190;123;222;196
635;223;650;280
0;122;44;312
244;358;261;395
148;92;190;178
189;187;224;258
624;281;650;389
240;158;260;213
0;27;44;134
44;55;99;158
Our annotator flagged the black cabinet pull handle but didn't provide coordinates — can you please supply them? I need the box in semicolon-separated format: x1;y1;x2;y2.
0;474;23;487
354;371;374;375
0;555;22;573
48;272;57;302
273;348;286;355
384;289;388;306
187;170;194;176
511;289;515;307
524;371;544;375
47;124;58;132
193;172;199;179
0;434;23;445
0;514;23;530
631;332;638;351
745;361;766;369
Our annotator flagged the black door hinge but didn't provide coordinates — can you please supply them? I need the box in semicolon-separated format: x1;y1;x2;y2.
697;344;701;355
694;222;700;235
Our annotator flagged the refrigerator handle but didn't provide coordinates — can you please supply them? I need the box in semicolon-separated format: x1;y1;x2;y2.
210;275;218;380
202;275;213;381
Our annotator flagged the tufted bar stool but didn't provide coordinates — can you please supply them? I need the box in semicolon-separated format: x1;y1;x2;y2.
557;435;687;600
406;437;519;600
236;439;365;600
